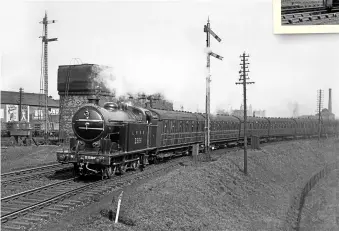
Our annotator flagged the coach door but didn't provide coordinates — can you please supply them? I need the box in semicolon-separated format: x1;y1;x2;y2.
146;111;157;148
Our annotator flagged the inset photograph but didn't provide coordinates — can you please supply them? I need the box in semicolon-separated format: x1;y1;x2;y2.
273;0;339;34
281;0;339;26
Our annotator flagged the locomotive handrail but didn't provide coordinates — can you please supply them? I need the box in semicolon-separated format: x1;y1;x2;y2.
76;119;104;122
78;127;104;130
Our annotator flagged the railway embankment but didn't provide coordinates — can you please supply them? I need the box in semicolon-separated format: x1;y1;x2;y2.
298;168;339;230
35;138;339;231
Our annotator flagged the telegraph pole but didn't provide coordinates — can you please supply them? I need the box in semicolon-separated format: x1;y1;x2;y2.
316;89;324;141
39;11;57;143
203;17;223;160
236;52;254;175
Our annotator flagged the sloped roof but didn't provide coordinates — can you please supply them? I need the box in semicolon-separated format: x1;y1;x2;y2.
1;91;59;107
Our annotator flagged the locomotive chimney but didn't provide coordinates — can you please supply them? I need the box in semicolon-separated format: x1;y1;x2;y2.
88;95;99;105
328;88;332;113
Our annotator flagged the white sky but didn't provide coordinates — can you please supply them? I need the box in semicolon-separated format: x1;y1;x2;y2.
1;0;338;117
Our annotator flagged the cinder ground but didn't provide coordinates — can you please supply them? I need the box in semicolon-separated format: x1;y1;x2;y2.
1;145;65;173
34;138;338;231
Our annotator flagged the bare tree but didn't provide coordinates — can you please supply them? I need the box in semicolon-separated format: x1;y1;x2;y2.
216;108;230;115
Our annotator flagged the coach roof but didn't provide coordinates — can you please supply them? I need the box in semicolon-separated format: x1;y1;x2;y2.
149;109;199;120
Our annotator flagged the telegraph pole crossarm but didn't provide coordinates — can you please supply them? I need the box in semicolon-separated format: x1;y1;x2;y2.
203;17;223;160
235;52;255;175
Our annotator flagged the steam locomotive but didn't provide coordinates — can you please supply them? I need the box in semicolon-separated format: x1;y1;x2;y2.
56;98;339;179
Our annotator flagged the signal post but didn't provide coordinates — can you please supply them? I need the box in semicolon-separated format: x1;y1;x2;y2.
203;17;223;160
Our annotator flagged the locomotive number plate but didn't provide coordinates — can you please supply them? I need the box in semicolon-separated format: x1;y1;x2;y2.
135;137;142;144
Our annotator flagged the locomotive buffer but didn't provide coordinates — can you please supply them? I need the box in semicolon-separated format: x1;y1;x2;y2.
203;18;223;158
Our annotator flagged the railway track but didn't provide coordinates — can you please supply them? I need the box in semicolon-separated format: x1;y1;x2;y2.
282;7;339;25
0;155;190;230
281;6;325;15
1;163;72;186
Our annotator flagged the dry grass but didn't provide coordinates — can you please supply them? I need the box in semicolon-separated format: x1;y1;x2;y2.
64;138;339;231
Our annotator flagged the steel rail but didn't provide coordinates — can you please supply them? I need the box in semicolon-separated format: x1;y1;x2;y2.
282;6;325;15
1;166;73;186
1;163;64;178
1;178;75;202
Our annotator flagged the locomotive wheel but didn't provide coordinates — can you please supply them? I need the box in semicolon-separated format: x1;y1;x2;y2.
101;169;105;180
131;161;138;171
73;163;79;177
105;166;115;179
117;165;125;175
148;156;154;165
